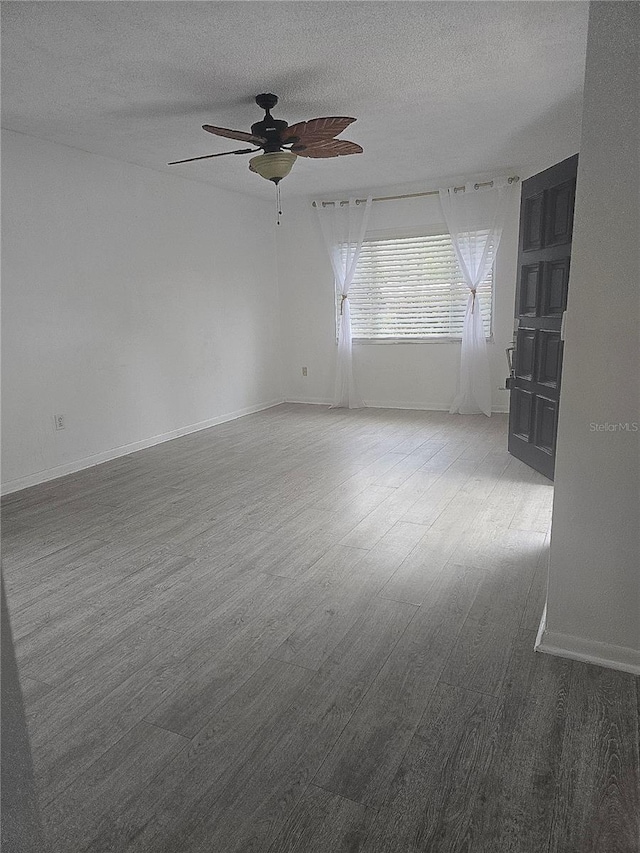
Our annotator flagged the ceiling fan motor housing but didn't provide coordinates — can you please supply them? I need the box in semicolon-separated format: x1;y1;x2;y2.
251;93;297;152
251;117;291;151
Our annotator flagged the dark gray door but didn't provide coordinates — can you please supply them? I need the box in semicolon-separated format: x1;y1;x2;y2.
508;154;578;480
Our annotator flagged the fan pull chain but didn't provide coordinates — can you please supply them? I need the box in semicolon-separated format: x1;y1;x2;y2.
276;183;283;226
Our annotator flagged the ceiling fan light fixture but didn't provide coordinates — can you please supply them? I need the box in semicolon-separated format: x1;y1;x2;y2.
249;151;297;184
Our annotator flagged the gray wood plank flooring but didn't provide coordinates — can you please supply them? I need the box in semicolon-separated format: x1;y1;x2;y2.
2;403;638;852
361;682;499;853
547;661;640;853
314;563;484;807
266;784;374;853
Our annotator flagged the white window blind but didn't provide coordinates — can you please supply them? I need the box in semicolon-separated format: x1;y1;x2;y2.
342;230;493;341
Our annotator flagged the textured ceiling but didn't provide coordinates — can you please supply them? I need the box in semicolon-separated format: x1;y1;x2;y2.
1;1;589;199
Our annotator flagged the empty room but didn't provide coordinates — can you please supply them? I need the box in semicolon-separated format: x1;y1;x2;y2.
1;2;638;852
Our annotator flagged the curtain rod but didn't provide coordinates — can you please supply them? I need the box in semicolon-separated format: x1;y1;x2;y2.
312;175;520;207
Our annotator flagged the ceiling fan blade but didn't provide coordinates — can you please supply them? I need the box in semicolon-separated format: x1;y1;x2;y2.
292;139;363;158
168;148;256;165
286;132;355;149
282;117;356;145
202;124;266;145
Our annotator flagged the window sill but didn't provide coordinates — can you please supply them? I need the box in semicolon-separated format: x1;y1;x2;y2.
352;336;495;345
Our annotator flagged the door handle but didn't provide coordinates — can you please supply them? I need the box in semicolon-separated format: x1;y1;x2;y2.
502;345;516;390
560;311;567;341
506;345;515;374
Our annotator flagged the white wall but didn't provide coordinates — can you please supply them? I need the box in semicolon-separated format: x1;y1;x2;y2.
540;2;640;673
1;130;282;491
277;180;520;411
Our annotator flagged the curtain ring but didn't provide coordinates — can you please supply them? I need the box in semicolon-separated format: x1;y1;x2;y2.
340;294;348;315
470;289;477;314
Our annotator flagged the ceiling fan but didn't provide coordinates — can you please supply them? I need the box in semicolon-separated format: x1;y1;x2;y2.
168;93;363;184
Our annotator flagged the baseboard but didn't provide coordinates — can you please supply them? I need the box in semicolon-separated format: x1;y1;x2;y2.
1;399;284;496
283;397;334;406
285;396;509;414
535;611;640;675
366;401;508;413
535;603;548;649
363;400;453;412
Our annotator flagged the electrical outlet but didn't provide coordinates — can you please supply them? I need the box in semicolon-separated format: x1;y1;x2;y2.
302;367;308;377
54;414;65;431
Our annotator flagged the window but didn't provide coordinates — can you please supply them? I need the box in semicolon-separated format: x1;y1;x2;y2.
343;228;494;341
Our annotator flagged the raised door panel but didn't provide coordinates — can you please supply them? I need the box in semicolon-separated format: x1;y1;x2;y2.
545;180;575;247
513;389;534;441
515;330;536;381
522;192;544;252
534;396;557;455
542;258;570;317
536;332;562;389
519;263;542;317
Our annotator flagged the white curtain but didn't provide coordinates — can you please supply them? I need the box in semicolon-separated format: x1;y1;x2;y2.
439;180;514;416
315;196;373;408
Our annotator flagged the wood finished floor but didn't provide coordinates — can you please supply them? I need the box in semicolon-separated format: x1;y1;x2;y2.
2;404;638;853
